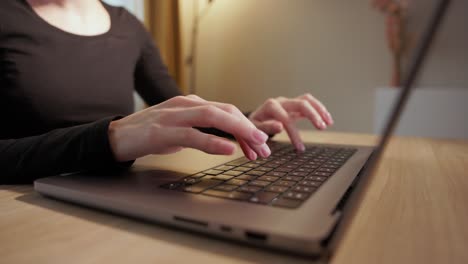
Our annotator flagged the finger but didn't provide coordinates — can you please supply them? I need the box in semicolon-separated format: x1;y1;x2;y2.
236;136;257;160
280;99;327;130
285;122;304;152
202;101;271;158
162;96;271;158
169;106;269;146
254;120;283;135
166;127;236;155
263;99;305;151
300;94;334;125
154;95;206;109
186;94;204;101
163;146;184;154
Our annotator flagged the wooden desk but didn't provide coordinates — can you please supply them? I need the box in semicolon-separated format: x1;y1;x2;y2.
1;131;467;264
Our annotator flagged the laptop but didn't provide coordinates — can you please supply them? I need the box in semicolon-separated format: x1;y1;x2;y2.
34;0;450;257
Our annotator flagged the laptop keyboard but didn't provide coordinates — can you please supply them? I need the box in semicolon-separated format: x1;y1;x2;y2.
161;142;356;209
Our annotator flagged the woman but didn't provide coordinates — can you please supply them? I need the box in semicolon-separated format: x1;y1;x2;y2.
0;0;333;184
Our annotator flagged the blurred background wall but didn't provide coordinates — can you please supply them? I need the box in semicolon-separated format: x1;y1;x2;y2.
180;0;390;133
178;0;468;134
105;0;467;137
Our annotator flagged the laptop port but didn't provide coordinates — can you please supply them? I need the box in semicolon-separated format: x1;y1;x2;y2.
245;231;268;243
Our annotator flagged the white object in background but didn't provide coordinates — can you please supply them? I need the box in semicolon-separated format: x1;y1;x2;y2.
374;87;468;139
103;0;146;111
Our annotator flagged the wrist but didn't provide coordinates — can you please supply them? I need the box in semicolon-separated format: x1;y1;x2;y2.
108;120;125;162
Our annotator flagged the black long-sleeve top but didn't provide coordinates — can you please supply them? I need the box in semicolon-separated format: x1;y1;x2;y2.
0;0;181;183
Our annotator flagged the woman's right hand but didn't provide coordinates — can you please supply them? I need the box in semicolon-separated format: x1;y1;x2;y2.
108;95;271;162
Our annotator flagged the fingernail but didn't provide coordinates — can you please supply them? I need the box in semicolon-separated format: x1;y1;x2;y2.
249;150;258;160
260;144;271;157
319;121;326;129
297;143;306;152
253;130;268;144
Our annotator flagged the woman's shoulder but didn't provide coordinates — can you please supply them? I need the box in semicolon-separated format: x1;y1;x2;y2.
101;2;148;44
102;2;144;30
0;0;23;9
0;0;37;36
0;0;31;17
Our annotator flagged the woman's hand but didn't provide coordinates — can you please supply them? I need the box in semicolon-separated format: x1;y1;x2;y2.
108;95;270;162
248;93;334;151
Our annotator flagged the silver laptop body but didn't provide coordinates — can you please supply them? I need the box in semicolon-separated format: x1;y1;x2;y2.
34;0;450;257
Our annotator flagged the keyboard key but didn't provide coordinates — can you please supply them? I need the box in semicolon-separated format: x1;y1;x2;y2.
215;165;235;171
182;177;201;185
249;180;271;187
272;160;287;165
322;164;339;169
294;168;312;173
289;171;308;177
226;158;249;166
292;185;317;193
305;176;327;182
244;163;260;169
224;170;244;176
184;179;223;193
203;190;252;201
283;191;310;200
265;185;289;193
275;167;294;172
249;191;279;204
255;167;273;172
232;166;252;172
273;197;302;209
213;184;238;192
299;180;322;187
284;176;303;182
225;191;252;200
238;185;262;193
191;173;206;178
257;175;279;182
226;179;248;186
235;174;256;181
275;180;296;187
317;168;335;173
203;169;224;175
264;163;281;168
246;170;266;176
288;161;304;166
251;159;268;165
212;174;235;181
311;171;332;177
266;171;286;177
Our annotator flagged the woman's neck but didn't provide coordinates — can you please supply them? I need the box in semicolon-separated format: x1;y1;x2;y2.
27;0;111;36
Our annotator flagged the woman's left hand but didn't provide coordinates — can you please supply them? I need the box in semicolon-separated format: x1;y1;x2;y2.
249;93;334;151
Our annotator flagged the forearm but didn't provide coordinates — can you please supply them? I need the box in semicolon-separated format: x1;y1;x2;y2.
0;117;133;184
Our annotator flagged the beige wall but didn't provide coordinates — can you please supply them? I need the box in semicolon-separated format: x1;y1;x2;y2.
409;0;468;87
179;0;467;133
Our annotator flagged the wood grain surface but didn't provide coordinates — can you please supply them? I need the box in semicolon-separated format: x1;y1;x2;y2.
1;131;467;264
